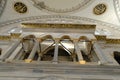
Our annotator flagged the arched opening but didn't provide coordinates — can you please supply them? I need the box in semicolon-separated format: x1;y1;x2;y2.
41;47;54;61
0;48;2;55
20;35;36;60
78;36;92;62
40;35;54;61
41;46;72;62
58;48;73;62
81;50;91;62
114;51;120;64
59;35;74;61
33;52;39;60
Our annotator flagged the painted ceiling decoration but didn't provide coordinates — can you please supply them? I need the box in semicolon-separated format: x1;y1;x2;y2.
0;0;6;17
32;0;95;13
14;2;27;13
93;3;107;15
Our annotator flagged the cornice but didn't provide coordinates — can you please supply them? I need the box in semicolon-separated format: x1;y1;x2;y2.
0;15;119;31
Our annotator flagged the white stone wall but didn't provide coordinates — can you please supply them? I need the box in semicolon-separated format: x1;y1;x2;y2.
0;0;120;38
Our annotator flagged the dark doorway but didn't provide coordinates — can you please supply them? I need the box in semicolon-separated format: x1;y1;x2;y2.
114;51;120;64
81;50;91;62
41;49;54;61
58;48;72;61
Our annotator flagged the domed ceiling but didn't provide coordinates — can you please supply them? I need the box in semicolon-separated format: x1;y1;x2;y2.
0;0;120;37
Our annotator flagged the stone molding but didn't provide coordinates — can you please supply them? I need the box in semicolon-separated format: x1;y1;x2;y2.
0;15;119;31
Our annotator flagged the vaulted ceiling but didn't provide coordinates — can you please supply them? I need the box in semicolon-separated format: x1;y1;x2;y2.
0;0;120;38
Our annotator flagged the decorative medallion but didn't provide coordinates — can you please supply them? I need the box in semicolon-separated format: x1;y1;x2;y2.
32;0;95;13
14;2;27;13
93;3;107;15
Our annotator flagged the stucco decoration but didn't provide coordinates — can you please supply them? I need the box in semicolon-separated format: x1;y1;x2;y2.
32;0;95;13
0;15;120;36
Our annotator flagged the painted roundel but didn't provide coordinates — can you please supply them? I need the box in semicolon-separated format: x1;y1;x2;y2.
14;2;27;13
93;3;107;15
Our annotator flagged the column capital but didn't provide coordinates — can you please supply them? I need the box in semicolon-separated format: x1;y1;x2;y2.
91;39;97;44
36;38;41;42
73;39;79;43
54;38;60;43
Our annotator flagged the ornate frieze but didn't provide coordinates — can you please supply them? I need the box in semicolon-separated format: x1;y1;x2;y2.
10;33;21;39
106;39;120;44
0;15;120;33
21;23;96;29
95;35;120;44
95;35;106;41
0;33;21;40
0;35;11;40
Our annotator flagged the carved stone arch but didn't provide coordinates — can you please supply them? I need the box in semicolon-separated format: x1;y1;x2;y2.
22;34;36;40
41;46;54;61
60;35;74;55
60;35;72;41
58;46;73;62
40;35;54;52
79;36;90;42
41;46;73;62
21;34;36;60
78;36;92;59
41;35;54;42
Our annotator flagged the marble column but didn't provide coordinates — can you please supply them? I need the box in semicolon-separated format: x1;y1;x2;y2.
73;39;86;64
37;53;42;61
25;40;39;63
0;40;21;62
37;39;42;61
15;49;24;60
93;42;108;65
93;42;119;65
52;38;59;64
5;44;22;62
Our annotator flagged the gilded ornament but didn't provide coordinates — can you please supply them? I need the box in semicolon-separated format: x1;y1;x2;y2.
93;4;107;15
21;23;96;29
14;2;27;13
